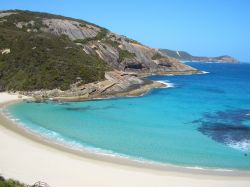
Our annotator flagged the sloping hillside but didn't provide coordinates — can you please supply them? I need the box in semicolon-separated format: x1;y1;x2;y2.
0;10;196;93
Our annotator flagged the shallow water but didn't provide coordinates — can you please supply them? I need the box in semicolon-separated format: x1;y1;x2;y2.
7;63;250;170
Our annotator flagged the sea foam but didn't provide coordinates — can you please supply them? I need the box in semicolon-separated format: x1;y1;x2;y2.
199;71;210;74
228;139;250;152
156;80;175;88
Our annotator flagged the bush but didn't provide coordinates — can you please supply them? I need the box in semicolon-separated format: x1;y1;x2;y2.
151;53;164;60
0;176;26;187
0;14;110;91
118;49;136;62
103;38;120;48
74;28;108;44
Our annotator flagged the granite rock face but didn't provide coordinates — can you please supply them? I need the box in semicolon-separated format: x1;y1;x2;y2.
19;12;195;74
0;10;197;75
40;18;196;73
41;18;100;40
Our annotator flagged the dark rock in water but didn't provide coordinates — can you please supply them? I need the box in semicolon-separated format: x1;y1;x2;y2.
57;102;71;105
198;122;250;143
192;109;250;151
65;106;92;111
202;87;225;94
65;105;117;111
202;109;250;124
245;153;248;157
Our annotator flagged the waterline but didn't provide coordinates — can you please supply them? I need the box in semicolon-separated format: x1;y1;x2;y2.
6;63;250;170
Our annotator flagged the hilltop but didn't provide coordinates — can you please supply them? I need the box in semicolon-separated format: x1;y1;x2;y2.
0;10;197;100
160;49;239;63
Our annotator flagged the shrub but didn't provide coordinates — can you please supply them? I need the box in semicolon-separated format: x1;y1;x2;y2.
74;28;108;44
0;176;26;187
118;49;136;62
152;52;164;60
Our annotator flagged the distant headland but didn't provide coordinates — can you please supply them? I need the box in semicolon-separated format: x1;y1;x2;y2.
160;49;239;63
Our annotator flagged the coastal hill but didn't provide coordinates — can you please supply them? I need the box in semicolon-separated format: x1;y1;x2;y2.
0;10;197;100
160;49;239;63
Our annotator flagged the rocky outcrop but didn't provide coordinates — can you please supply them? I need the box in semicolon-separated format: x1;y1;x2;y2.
21;71;165;101
41;18;100;40
160;49;239;63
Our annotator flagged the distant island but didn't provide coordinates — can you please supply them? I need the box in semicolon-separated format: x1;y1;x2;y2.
160;49;239;63
0;10;198;101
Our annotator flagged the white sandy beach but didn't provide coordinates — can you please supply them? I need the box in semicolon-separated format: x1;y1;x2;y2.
0;92;250;187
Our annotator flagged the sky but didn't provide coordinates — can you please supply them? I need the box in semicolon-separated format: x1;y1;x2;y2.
1;0;250;62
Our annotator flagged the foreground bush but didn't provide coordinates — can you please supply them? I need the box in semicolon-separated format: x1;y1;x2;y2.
0;176;26;187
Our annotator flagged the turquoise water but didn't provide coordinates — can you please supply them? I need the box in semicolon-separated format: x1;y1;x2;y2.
7;63;250;170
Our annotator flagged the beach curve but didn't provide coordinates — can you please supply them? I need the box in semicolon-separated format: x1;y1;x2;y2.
1;92;250;187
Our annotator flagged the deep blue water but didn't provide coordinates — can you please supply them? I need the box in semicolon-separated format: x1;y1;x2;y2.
6;63;250;170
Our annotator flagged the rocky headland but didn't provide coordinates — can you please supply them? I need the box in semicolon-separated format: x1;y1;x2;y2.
0;10;198;101
160;49;239;63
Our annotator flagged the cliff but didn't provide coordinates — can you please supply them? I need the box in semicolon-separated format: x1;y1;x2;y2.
160;49;239;63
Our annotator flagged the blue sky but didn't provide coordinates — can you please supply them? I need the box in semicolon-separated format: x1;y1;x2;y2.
1;0;250;61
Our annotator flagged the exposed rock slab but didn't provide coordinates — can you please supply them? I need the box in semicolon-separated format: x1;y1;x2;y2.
21;71;166;101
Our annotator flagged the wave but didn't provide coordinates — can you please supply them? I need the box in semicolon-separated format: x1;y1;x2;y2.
1;109;20;122
156;80;175;88
184;166;233;172
199;71;210;74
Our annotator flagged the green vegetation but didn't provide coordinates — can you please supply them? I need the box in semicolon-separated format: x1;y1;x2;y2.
79;23;87;28
1;12;45;32
0;12;110;91
103;38;120;48
3;9;101;29
151;52;164;60
124;38;141;45
118;49;136;62
74;28;108;44
0;176;26;187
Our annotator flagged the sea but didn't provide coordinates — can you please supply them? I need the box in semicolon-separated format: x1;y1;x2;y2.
5;62;250;170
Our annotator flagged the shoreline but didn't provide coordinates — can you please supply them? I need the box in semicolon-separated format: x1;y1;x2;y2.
1;93;250;186
1;95;250;175
1;101;249;176
18;70;199;102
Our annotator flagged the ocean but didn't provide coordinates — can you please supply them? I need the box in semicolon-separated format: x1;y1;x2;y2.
6;62;250;170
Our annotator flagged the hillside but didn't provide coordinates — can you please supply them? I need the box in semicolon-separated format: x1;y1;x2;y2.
160;49;239;63
0;10;197;98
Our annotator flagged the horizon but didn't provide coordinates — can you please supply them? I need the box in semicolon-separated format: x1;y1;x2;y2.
1;0;250;62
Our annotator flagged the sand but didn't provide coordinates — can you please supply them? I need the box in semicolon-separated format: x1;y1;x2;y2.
0;92;250;187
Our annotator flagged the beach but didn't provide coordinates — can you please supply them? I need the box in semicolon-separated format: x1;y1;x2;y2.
1;92;250;187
